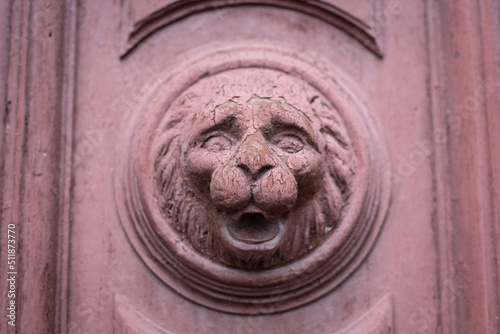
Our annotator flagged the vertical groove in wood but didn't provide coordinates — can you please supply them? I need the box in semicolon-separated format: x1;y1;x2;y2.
56;1;78;332
475;0;500;332
427;0;500;332
0;0;77;333
1;1;33;333
424;0;456;332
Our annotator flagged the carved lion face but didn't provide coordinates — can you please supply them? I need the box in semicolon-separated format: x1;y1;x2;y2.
154;69;355;269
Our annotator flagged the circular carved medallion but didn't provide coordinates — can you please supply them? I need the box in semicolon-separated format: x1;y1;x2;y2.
114;43;390;314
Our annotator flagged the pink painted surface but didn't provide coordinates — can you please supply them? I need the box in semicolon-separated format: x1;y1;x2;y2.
2;0;500;333
72;1;431;332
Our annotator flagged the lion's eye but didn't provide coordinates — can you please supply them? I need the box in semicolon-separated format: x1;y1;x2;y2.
202;135;232;152
274;134;304;153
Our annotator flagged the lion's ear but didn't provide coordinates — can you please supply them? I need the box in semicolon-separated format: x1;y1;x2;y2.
154;134;181;193
320;121;355;197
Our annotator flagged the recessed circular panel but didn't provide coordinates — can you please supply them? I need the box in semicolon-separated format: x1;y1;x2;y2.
114;43;390;314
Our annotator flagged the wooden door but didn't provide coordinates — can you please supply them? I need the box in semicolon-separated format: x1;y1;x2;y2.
2;1;500;333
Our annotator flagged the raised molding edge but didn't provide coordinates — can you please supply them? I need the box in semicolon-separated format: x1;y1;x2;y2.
113;294;393;333
118;0;384;59
56;0;78;332
0;1;77;333
335;294;394;334
426;0;500;332
113;295;175;334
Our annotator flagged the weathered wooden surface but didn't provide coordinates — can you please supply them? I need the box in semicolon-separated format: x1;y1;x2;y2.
1;0;500;333
0;1;76;333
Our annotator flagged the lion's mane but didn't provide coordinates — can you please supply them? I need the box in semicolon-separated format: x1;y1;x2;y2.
152;94;356;269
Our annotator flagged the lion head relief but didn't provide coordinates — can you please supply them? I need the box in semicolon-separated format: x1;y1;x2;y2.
152;69;356;269
116;47;389;313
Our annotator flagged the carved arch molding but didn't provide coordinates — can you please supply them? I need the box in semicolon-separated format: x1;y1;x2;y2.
114;0;390;317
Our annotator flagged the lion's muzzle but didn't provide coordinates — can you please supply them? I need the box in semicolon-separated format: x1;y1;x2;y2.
210;132;298;219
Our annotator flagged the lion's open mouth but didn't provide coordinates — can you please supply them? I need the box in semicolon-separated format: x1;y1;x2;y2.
226;213;280;244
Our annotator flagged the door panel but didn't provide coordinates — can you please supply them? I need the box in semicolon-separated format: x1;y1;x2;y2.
2;0;500;333
69;1;435;333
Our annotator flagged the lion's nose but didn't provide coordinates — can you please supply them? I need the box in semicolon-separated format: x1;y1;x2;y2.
232;132;277;179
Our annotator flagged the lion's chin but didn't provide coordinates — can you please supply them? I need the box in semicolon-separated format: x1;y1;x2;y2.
219;212;285;252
